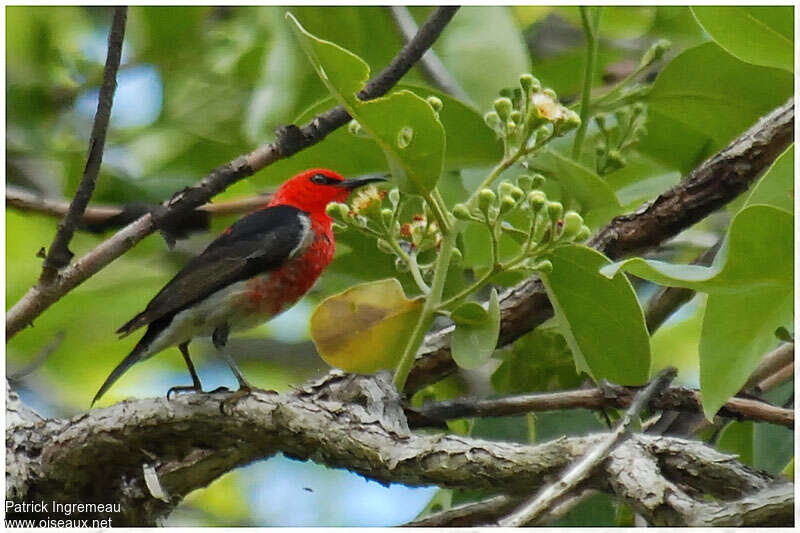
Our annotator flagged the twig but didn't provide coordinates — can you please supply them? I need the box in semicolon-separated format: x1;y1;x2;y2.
6;6;461;340
39;7;127;283
495;368;676;527
7;331;65;382
645;239;721;332
404;494;519;527
757;362;793;394
410;382;793;429
406;98;794;394
7;184;271;229
745;342;794;391
387;6;472;104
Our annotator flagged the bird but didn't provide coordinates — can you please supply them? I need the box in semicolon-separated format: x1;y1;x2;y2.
92;168;386;406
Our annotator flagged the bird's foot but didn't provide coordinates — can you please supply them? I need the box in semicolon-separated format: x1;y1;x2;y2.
167;385;231;400
219;385;278;414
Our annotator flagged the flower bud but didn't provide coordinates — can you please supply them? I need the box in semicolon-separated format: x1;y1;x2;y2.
484;111;501;130
510;110;522;123
519;73;540;94
531;174;546;190
561;211;584;240
388;188;400;207
546;201;563;223
452;203;472;221
493;97;513;121
498;181;515;197
499;194;516;215
426;96;443;113
478;188;497;212
542;88;557;100
326;202;349;221
381;208;393;227
517;174;533;191
575;225;591;242
526;190;546;212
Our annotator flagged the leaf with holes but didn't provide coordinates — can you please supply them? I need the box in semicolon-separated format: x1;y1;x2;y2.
287;13;444;194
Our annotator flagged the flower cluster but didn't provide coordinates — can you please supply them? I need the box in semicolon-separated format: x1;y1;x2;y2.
484;74;581;157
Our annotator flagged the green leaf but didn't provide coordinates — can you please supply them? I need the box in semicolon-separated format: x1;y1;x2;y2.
701;288;792;419
648;42;793;148
287;13;445;194
541;245;651;385
309;278;424;373
716;421;755;465
691;7;793;72
451;289;501;370
602;205;794;418
492;327;582;394
600;205;793;293
743;144;794;211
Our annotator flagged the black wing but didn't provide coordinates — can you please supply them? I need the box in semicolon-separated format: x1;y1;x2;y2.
117;204;311;336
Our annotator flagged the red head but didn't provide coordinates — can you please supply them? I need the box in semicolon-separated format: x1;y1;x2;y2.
268;168;386;214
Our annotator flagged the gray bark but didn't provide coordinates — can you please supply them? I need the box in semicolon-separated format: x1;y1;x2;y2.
6;372;793;526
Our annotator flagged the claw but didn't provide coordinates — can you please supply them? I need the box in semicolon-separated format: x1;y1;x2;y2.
220;386;252;415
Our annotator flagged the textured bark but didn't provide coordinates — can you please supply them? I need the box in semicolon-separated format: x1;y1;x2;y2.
406;98;795;394
6;373;792;526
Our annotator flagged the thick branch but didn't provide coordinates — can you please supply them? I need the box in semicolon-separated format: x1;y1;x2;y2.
39;7;127;282
6;6;460;340
406;98;795;394
6;372;790;526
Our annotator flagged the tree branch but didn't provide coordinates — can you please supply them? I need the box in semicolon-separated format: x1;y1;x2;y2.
410;382;794;429
7;372;790;526
406;98;795;394
6;6;461;340
7;184;271;235
39;7;127;283
387;6;472;103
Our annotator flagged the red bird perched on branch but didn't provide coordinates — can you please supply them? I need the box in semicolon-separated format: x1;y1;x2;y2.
92;169;385;406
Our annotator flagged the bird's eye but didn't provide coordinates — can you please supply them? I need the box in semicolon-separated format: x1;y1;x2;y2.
311;174;328;185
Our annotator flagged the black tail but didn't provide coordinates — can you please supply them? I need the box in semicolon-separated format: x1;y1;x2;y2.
92;336;151;406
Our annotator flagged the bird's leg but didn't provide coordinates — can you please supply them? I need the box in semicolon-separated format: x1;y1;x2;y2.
214;325;275;413
167;342;208;399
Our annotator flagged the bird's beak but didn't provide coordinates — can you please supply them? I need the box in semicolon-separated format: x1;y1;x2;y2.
337;174;389;190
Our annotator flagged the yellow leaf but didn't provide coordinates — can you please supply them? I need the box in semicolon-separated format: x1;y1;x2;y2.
310;278;423;373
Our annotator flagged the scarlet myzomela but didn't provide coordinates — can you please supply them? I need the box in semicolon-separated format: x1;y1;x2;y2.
92;168;385;406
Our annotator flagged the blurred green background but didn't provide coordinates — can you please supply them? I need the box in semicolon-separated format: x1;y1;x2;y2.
6;6;792;526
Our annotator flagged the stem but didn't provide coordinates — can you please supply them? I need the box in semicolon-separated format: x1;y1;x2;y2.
393;226;458;391
571;6;602;160
424;188;452;235
407;251;431;293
